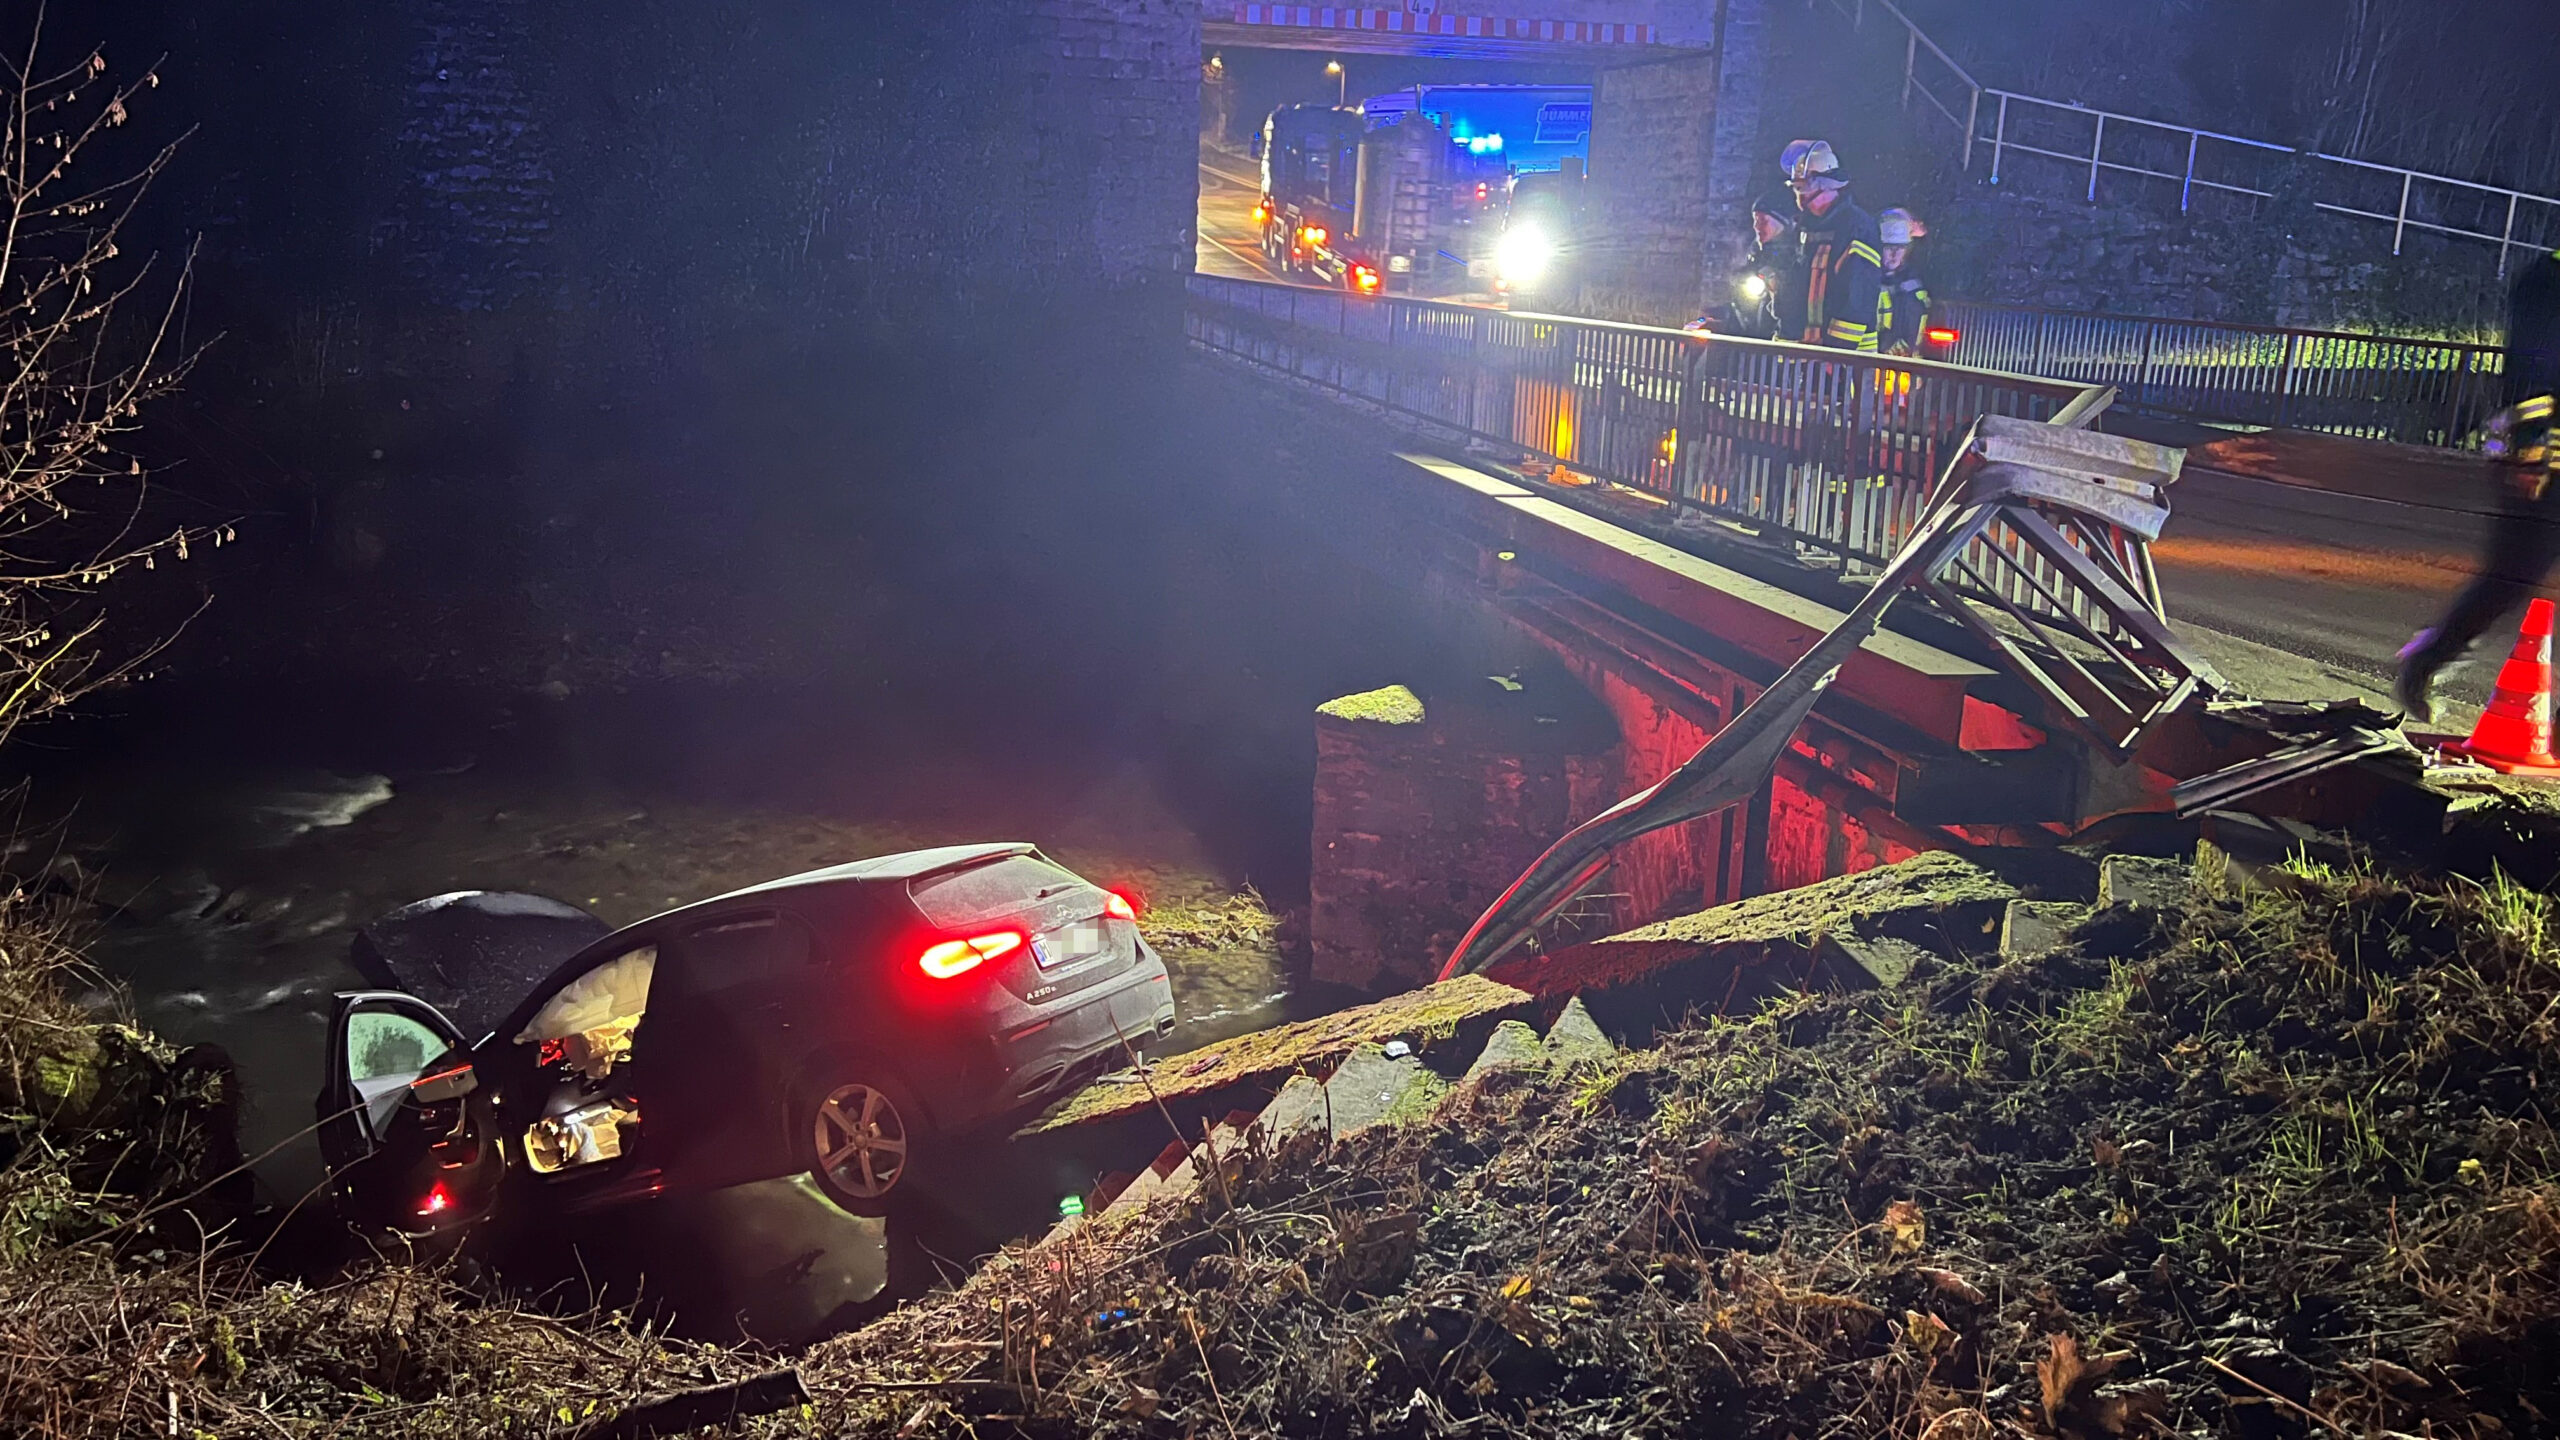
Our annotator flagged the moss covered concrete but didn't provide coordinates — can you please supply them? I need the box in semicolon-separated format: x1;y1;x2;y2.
1606;852;2019;948
1018;974;1530;1136
1316;685;1426;726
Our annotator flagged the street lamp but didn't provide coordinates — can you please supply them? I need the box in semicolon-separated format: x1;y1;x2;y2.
1325;59;1344;106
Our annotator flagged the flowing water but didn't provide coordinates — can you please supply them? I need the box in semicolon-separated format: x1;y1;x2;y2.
21;680;1300;1211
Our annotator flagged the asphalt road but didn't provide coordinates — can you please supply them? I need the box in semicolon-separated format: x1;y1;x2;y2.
2143;430;2559;698
1196;151;1286;282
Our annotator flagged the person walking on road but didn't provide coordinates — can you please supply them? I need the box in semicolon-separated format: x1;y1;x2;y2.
1876;208;1934;357
1782;141;1883;352
2395;249;2560;722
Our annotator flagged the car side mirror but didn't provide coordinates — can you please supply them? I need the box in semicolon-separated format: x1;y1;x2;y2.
410;1062;479;1104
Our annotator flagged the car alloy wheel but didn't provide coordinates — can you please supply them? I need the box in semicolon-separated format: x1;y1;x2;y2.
813;1081;910;1207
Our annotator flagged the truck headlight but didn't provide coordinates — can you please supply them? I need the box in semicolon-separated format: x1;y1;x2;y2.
1494;225;1553;286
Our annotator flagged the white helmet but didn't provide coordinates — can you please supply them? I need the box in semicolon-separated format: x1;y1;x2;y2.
1787;140;1845;187
1878;207;1927;246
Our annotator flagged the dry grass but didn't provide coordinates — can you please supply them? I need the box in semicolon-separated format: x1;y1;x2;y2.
798;851;2560;1440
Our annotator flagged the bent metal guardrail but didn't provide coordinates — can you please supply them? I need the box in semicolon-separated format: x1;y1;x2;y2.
1186;274;2102;569
1937;300;2506;449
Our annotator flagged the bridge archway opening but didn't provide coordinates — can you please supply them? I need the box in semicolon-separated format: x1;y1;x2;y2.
1188;8;1754;323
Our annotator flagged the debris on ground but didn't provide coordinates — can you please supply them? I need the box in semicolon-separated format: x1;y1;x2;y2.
805;845;2560;1439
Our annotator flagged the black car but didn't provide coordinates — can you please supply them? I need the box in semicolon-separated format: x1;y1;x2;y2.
316;843;1178;1233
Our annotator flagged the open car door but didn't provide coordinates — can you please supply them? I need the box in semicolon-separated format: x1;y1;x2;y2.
317;992;506;1235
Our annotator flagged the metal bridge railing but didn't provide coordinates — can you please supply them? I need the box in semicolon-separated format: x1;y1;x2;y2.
1186;274;2141;632
1824;0;2560;276
1938;299;2506;449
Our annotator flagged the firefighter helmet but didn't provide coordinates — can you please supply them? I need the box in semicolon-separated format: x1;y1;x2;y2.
1787;140;1846;187
1878;208;1927;246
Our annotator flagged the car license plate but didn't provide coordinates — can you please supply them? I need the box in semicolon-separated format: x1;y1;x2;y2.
1032;922;1103;969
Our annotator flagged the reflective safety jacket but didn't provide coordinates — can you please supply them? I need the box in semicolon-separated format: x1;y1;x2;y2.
1788;197;1883;352
1879;265;1932;356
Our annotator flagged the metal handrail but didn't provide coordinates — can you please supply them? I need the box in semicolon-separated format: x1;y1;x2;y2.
1184;274;2140;640
1826;0;2560;276
1938;298;2506;448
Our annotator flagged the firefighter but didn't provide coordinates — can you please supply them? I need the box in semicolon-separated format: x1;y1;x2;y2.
2394;248;2560;723
1689;189;1800;338
1783;141;1882;352
1876;208;1934;356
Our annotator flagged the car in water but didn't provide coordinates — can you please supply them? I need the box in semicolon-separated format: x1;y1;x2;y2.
315;843;1178;1234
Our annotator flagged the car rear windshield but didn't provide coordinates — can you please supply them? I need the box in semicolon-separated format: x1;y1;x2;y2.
908;854;1087;930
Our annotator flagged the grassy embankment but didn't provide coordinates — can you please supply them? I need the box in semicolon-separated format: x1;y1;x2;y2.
804;848;2560;1439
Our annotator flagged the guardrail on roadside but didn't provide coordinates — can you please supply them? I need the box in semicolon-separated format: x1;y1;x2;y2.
1937;300;2506;449
1185;273;2125;588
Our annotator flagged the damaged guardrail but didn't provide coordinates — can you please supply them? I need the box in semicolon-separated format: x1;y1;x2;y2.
1440;405;2223;978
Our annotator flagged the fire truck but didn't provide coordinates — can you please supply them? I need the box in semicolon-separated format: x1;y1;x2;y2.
1251;84;1592;299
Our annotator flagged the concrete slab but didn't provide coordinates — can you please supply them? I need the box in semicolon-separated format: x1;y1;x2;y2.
1321;1044;1449;1137
1485;852;2023;1024
1817;925;1935;988
2001;899;2090;960
1461;1019;1547;1083
2100;854;2193;912
1258;1073;1331;1141
1540;997;1615;1066
1019;974;1532;1136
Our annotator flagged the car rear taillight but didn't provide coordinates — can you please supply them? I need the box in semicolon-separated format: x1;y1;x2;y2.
417;1182;453;1217
1104;891;1138;921
919;930;1024;979
1924;326;1960;346
1352;264;1382;293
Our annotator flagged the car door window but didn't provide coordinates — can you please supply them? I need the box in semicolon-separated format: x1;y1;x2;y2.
512;944;656;1174
347;1010;456;1135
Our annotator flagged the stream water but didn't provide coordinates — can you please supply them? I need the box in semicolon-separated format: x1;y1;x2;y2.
19;679;1300;1212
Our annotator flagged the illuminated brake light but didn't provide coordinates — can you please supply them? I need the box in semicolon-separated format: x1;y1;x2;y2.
1924;327;1961;346
1353;264;1382;293
1105;891;1138;921
417;1183;452;1217
919;930;1024;979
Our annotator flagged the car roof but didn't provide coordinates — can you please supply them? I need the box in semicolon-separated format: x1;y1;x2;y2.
689;841;1041;908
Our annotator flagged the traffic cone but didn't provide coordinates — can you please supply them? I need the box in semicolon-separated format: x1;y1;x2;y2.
2451;598;2560;775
